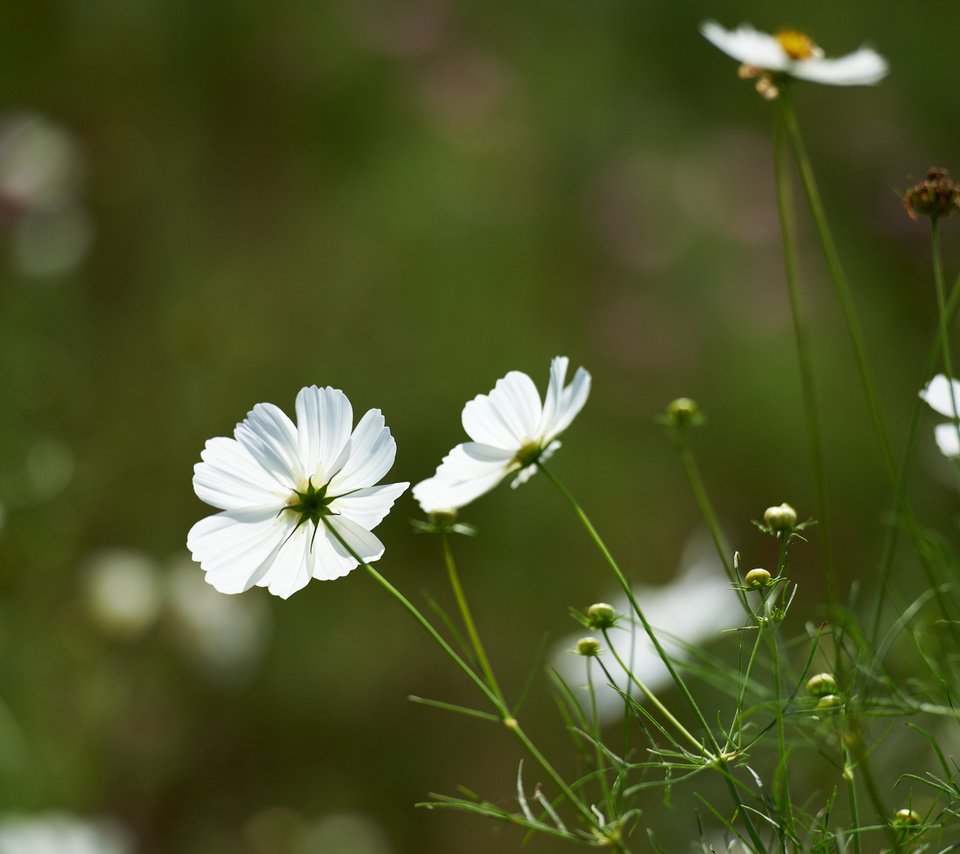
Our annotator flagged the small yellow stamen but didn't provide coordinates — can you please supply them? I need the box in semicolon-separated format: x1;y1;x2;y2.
775;28;818;61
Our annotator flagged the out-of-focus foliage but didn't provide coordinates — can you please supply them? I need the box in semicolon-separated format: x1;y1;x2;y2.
1;1;959;851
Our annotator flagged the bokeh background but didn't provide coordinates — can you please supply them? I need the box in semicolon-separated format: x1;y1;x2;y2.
2;1;960;851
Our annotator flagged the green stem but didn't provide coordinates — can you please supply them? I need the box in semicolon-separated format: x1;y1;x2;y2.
773;98;835;608
781;91;896;482
768;627;793;850
601;628;707;756
441;533;505;705
931;218;960;463
842;744;862;854
586;656;614;815
537;462;720;753
320;518;616;845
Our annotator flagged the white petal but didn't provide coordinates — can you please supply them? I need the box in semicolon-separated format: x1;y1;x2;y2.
536;356;569;438
234;402;302;488
413;442;514;511
310;526;362;580
265;526;313;599
700;21;789;70
547;366;591;441
462;371;542;446
326;515;386;565
790;48;888;85
330;482;409;529
327;409;397;493
193;437;284;511
921;374;960;418
295;386;353;484
509;440;560;488
935;423;960;459
187;508;291;593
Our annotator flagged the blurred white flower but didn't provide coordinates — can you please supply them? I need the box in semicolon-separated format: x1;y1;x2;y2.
0;813;132;854
83;548;162;639
920;374;960;458
296;812;392;854
167;556;270;675
413;356;590;512
552;535;742;723
0;115;81;211
701;21;888;99
13;201;93;278
188;386;409;599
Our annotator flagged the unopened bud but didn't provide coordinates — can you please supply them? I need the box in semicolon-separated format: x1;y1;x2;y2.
806;673;837;697
586;602;617;630
744;568;771;588
666;397;700;426
894;808;920;826
764;503;797;531
576;637;601;657
816;693;842;710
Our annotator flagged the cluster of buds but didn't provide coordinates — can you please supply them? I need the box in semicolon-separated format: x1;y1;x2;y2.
903;167;960;221
807;672;842;710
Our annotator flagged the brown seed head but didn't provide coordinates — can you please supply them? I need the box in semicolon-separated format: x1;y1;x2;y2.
903;167;960;221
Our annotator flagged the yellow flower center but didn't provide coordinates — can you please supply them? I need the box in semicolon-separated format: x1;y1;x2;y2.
774;29;818;61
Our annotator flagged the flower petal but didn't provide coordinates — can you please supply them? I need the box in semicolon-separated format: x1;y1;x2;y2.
187;508;292;593
413;442;514;511
547;365;591;441
700;21;789;70
790;48;888;85
310;526;363;580
536;356;568;439
326;515;386;565
935;423;960;459
193;437;284;511
920;374;960;418
462;370;543;446
234;402;302;488
295;386;354;484
330;482;409;530
264;526;314;599
326;408;397;493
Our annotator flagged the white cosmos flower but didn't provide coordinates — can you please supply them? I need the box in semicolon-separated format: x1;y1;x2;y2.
188;386;409;599
412;356;590;512
920;374;960;458
700;21;888;98
0;813;132;854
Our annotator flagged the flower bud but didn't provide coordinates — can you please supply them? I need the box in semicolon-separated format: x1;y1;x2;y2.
806;672;837;696
666;397;700;426
744;568;771;588
586;602;617;630
816;693;842;710
576;637;601;657
894;808;920;826
903;167;959;221
763;503;797;531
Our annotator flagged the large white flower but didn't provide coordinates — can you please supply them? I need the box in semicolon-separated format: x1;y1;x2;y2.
701;21;888;98
920;374;960;458
188;386;409;599
413;356;590;512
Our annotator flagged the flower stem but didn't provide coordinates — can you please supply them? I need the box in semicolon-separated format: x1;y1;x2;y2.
537;462;720;754
930;218;960;463
780;91;896;482
320;519;619;846
441;533;506;705
773;99;835;607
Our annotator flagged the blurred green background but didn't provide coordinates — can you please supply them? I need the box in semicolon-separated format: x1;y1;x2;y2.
2;0;960;851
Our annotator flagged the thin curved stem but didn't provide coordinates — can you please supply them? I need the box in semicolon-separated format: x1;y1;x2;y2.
773;99;834;607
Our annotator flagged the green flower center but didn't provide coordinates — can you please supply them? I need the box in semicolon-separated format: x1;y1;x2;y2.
513;441;543;469
284;479;334;527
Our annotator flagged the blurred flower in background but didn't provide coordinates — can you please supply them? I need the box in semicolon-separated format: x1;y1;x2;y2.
82;548;163;639
0;113;93;278
166;555;272;679
553;534;742;723
0;812;132;854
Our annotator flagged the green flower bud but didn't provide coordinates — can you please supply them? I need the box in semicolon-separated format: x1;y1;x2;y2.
744;568;771;588
763;503;797;531
894;808;920;826
586;602;617;630
806;672;837;697
666;397;700;426
816;693;842;710
576;637;601;657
